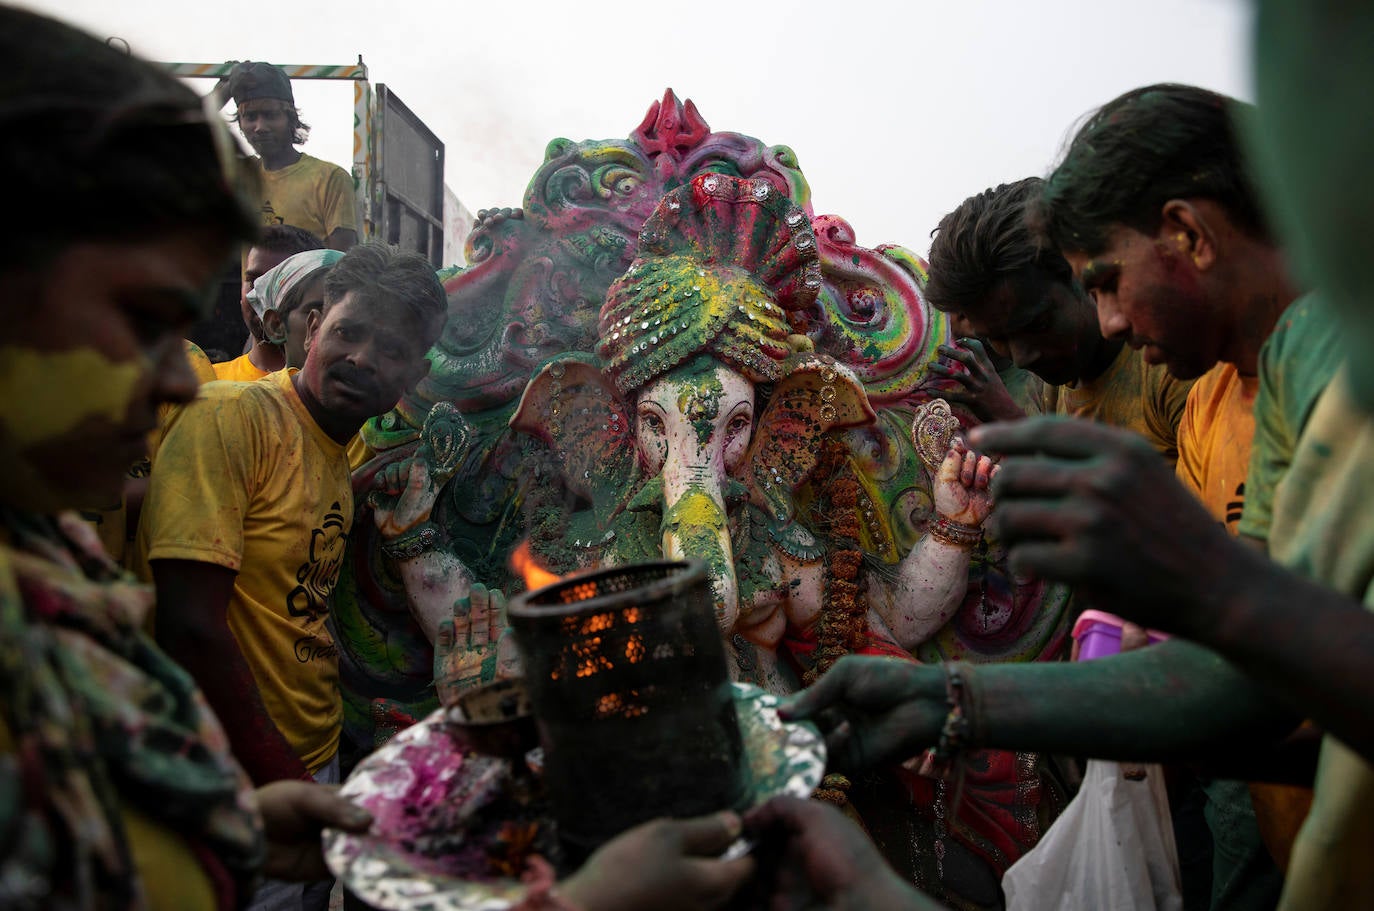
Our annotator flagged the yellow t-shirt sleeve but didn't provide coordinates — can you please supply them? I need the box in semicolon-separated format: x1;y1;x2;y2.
320;164;358;236
184;341;218;386
1146;365;1193;463
140;391;259;571
1174;383;1205;498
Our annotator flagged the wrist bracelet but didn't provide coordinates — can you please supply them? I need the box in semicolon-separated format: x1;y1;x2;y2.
929;515;983;549
931;662;974;767
381;521;443;561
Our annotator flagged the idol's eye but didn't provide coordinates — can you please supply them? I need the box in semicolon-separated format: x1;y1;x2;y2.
727;413;752;436
639;411;665;434
603;167;643;196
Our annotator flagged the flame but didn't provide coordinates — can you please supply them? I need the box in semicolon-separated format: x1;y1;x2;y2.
510;540;560;591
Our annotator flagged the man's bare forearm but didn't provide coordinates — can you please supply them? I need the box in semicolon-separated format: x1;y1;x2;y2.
970;638;1299;762
152;559;312;783
1203;550;1374;762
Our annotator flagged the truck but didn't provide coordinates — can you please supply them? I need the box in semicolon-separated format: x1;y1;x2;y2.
163;59;472;356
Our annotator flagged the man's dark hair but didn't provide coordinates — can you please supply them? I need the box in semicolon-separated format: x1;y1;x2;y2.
926;177;1075;315
0;6;259;273
286;109;311;146
324;242;447;335
258;224;325;257
226;63;310;145
229;104;311;146
1034;83;1269;255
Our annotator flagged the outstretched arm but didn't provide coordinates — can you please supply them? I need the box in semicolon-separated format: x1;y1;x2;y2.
973;416;1374;764
1203;562;1374;763
153;559;312;783
878;443;997;649
256;781;372;882
783;644;1296;774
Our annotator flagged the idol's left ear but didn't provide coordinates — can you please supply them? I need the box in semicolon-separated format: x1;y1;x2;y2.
510;355;639;525
747;353;875;526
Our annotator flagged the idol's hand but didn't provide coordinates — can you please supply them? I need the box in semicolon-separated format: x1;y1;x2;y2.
370;402;469;539
932;439;999;528
434;583;519;707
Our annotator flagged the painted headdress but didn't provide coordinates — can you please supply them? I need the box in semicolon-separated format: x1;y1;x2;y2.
597;173;823;397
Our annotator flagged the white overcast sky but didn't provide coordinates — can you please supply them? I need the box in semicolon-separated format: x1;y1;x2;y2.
32;0;1252;260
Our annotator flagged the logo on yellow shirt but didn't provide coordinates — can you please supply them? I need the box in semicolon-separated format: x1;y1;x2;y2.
287;502;348;622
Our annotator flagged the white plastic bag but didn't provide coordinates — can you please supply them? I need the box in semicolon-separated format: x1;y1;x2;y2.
1002;760;1183;911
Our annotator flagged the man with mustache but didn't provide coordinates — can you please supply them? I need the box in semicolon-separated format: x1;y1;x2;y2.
134;242;444;909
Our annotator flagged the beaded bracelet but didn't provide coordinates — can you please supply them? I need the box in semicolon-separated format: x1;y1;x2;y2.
380;521;443;561
929;515;983;549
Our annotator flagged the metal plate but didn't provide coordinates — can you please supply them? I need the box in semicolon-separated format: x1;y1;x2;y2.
324;682;824;911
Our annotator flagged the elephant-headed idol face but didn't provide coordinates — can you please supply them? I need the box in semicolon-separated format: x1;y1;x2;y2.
635;360;755;494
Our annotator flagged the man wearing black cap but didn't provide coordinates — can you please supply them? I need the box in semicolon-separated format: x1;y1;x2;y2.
228;61;358;251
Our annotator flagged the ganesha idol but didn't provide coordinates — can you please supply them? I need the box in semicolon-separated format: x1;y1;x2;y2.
338;92;1074;909
510;172;998;695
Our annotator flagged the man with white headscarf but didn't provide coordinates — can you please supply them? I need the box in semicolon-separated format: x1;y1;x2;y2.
248;249;344;369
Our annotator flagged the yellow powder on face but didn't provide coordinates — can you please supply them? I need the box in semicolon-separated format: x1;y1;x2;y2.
0;346;143;448
0;346;145;512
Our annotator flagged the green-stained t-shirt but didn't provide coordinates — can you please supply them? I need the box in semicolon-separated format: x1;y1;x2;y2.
1040;343;1194;466
1270;367;1374;911
998;363;1047;417
1237;293;1344;542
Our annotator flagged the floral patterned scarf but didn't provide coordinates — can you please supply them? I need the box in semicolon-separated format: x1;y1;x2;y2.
0;507;262;910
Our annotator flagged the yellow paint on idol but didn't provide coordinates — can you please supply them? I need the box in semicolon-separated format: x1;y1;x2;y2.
665;488;730;532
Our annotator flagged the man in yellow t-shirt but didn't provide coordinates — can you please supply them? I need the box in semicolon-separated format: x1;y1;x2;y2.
925;178;1192;464
1174;363;1258;534
1041;343;1190;462
137;368;352;774
227;62;358;252
215;224;324;382
136;244;444;791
